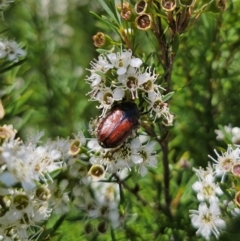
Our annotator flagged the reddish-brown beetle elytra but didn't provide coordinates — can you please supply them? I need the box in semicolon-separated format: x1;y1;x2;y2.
97;102;140;148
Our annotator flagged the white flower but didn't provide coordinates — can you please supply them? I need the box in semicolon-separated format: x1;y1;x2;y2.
91;181;120;204
113;142;136;170
86;50;171;123
90;182;120;228
147;92;173;124
6;41;26;62
86;55;113;87
0;136;63;190
33;146;62;182
138;67;161;94
87;138;102;152
232;127;240;144
231;206;240;217
215;125;240;144
107;49;143;75
193;163;215;181
0;40;26;62
190;202;226;240
88;136;158;176
226;201;240;217
130;57;143;68
49;179;70;214
0;41;6;58
192;173;223;202
25;131;45;147
107;49;133;75
0;188;50;241
89;137;143;174
0;141;40;190
87;72;103;87
215;125;232;141
91;55;113;72
117;66;141;99
92;86;124;115
47;137;70;160
208;145;240;182
89;151;118;173
0;208;22;226
68;162;88;178
113;87;125;100
132;141;157;176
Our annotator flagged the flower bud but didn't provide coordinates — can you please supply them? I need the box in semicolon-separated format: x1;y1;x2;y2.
235;191;240;207
13;194;29;210
69;140;81;156
84;222;94;234
135;14;152;30
161;0;176;11
35;185;51;201
232;163;240;177
92;32;113;48
117;2;133;21
179;159;191;169
135;0;148;15
219;157;234;173
88;164;105;180
0;100;5;119
207;0;226;12
162;112;174;126
216;0;226;11
97;221;108;233
0;124;17;142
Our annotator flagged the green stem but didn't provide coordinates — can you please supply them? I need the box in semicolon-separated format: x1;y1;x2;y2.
152;2;178;219
113;173;149;207
159;134;172;219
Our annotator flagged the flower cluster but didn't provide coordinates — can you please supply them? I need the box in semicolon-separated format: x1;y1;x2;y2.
116;0;219;35
86;49;173;125
0;131;66;190
190;144;240;240
75;181;122;232
0;123;125;239
190;202;225;241
0;187;51;240
88;137;157;177
0;128;73;240
85;50;169;180
190;163;225;240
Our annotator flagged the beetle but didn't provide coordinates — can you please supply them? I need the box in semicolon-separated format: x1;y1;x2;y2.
97;102;140;148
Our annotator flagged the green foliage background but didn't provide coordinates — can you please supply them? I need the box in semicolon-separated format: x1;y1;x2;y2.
1;0;240;240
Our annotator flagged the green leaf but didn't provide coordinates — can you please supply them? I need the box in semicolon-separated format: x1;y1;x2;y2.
49;168;62;179
0;58;26;73
162;92;174;102
98;0;121;26
90;12;119;32
172;34;180;54
96;48;110;54
95;70;107;78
